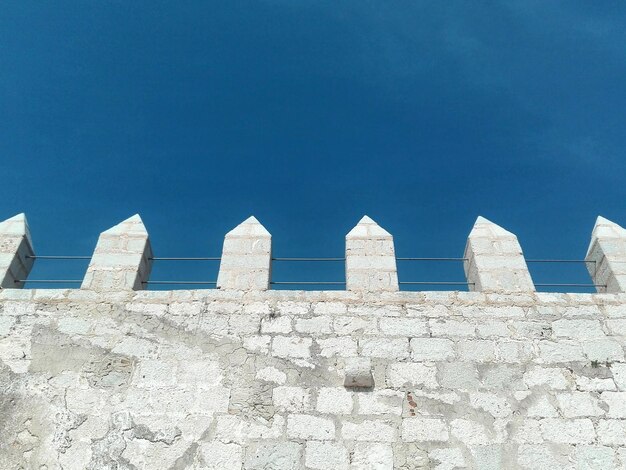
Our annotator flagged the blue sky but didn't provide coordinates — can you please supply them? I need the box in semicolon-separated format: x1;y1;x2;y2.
1;2;625;290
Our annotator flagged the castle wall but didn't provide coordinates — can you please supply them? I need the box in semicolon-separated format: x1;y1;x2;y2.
2;212;626;468
2;288;626;469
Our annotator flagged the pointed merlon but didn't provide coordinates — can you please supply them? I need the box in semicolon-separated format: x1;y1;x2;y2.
345;215;399;292
586;216;626;293
464;216;534;293
217;216;272;291
0;213;35;288
81;214;153;291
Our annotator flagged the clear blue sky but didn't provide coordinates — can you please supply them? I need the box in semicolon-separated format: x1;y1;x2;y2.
1;2;625;290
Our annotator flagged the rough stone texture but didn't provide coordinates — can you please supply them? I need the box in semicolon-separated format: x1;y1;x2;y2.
586;216;626;293
344;356;374;388
464;216;535;293
217;216;272;291
81;214;152;291
2;288;626;468
0;213;35;289
346;215;399;292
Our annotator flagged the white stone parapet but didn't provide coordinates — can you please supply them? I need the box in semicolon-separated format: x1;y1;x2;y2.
217;216;272;290
4;212;621;293
346;216;399;292
586;216;626;293
464;216;534;293
81;214;153;291
0;213;35;289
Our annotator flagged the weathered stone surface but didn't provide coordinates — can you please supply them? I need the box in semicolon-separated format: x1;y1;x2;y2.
0;213;34;289
216;216;271;291
402;417;449;442
586;216;626;293
316;387;353;414
81;214;152;291
464;216;534;292
305;441;348;470
344;356;374;388
346;216;399;292
352;442;394;469
0;288;625;468
286;414;335;440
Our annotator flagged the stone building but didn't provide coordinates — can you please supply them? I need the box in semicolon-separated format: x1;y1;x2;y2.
1;212;626;469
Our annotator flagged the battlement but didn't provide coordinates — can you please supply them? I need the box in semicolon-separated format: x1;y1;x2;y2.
1;212;624;294
2;213;626;468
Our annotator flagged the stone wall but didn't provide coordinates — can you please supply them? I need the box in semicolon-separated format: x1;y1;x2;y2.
2;289;626;469
2;212;626;469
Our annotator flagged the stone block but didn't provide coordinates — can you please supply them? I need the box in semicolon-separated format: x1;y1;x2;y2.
294;316;332;334
386;362;438;388
464;216;534;293
272;336;312;359
410;338;455;361
450;419;492;445
586;216;626;293
316;387;353;414
600;392;626;418
517;444;572;469
216;216;271;291
360;337;409;360
379;318;428;336
552;319;605;339
573;446;616;470
457;340;496;362
273;386;311;412
352;443;394;469
401;417;449;442
526;395;559;418
597;420;626;445
260;315;292;334
540;419;595;444
610;363;626;390
357;389;403;415
255;366;286;384
317;337;358;357
556;392;605;418
286;414;335;440
469;392;512;418
344;357;374;388
524;366;573;389
199;442;242;470
305;442;348;470
341;419;396;442
430;319;475;337
537;341;585;363
345;216;399;292
0;214;35;288
333;316;378;335
582;339;624;362
429;448;466;469
439;362;480;390
245;442;302;470
81;214;152;291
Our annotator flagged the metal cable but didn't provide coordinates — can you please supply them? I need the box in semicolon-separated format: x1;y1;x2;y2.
534;283;604;288
142;281;217;285
526;259;595;263
16;256;603;289
399;281;473;285
270;281;346;285
25;255;91;260
272;258;344;261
